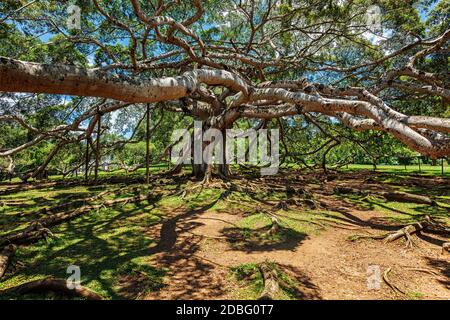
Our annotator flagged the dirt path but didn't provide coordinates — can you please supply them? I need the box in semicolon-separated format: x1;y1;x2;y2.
144;205;449;300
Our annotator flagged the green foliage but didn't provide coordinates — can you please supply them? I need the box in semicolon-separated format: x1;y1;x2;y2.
0;0;448;178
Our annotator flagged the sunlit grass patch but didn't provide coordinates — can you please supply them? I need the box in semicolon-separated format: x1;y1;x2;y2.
0;200;165;299
229;262;302;300
343;164;449;177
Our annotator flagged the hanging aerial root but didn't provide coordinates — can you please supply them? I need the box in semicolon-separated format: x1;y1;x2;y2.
0;244;16;280
258;262;281;300
0;278;103;300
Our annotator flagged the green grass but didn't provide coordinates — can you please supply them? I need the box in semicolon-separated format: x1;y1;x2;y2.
0;175;239;299
1;163;169;184
0;197;166;299
0;172;319;299
334;173;449;223
230;262;302;300
406;291;425;300
1;165;448;299
343;164;449;177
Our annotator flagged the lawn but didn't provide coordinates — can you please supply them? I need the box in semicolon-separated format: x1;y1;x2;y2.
343;164;449;177
0;165;448;299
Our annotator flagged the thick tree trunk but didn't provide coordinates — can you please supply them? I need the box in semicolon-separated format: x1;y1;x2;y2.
192;163;207;179
218;128;231;177
191;121;208;180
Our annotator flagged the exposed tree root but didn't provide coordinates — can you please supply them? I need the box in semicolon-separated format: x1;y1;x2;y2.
0;244;16;280
0;175;151;197
285;198;318;209
22;188;119;217
333;186;370;195
273;201;288;211
0;181;67;196
302;199;319;209
382;222;430;248
442;242;450;255
267;216;280;236
313;216;360;229
273;212;327;229
36;193;151;229
401;266;440;276
383;267;405;296
334;187;436;205
347;233;386;242
0;222;54;247
381;191;435;205
186;231;230;240
0;193;153;247
349;216;435;248
258;262;280;300
0;278;103;300
0;201;29;207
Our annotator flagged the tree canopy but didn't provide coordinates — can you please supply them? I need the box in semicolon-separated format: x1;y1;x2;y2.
0;0;449;180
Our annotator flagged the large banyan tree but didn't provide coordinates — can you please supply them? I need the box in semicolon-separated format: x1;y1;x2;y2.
0;0;449;180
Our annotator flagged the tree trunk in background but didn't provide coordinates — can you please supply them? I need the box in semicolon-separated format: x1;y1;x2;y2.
191;121;207;179
219;128;230;177
85;137;90;181
146;104;151;185
94;111;101;182
192;163;207;179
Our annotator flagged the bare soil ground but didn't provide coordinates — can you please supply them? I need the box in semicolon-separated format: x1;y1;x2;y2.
144;171;450;300
1;170;449;300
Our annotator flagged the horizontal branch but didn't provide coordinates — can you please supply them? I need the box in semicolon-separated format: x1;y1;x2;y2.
0;57;248;103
